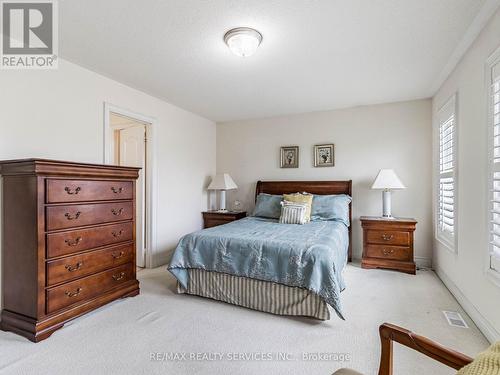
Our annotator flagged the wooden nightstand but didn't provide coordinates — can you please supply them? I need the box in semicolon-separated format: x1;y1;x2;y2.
202;211;247;229
360;216;417;274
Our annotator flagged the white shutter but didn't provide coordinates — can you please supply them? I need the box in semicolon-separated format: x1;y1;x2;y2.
489;68;500;271
437;95;456;246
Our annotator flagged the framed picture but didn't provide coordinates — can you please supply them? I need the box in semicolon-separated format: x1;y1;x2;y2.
314;144;335;167
280;146;299;168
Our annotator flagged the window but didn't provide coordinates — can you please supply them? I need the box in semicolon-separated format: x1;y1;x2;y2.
436;95;457;249
488;56;500;273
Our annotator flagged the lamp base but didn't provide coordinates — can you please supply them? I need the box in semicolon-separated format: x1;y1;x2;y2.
219;190;227;211
382;190;392;218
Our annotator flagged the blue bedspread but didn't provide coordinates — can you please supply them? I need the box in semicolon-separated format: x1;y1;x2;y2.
168;217;349;319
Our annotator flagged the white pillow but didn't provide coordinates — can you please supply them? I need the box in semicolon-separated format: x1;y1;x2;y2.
279;201;308;225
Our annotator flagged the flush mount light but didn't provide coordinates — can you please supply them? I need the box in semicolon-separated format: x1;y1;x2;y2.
224;27;263;57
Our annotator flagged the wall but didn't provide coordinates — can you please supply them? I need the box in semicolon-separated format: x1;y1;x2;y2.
217;99;433;263
432;7;500;342
0;59;216;311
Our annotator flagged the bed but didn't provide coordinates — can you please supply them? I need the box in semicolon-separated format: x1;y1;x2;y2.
168;180;352;320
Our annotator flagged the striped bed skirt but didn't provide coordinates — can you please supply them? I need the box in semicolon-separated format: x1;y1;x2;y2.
177;268;330;320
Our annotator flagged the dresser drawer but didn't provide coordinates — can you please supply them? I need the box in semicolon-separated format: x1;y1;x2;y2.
47;222;133;258
365;244;411;261
46;263;134;314
46;243;134;286
46;201;133;231
365;229;409;246
46;179;133;203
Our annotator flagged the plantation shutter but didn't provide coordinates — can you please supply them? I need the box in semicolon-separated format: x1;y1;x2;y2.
490;62;500;271
437;96;456;246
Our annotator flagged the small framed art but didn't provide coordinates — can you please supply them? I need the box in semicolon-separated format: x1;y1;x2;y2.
280;146;299;168
314;144;334;167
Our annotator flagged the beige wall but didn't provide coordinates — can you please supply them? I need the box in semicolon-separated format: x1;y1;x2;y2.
217;99;433;263
0;59;216;311
432;7;500;342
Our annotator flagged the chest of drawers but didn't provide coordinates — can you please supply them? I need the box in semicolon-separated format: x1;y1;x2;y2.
0;159;140;342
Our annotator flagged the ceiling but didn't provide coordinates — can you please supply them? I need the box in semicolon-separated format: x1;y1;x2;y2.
60;0;489;122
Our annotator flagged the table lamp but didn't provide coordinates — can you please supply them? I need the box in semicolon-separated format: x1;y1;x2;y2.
371;169;406;218
207;173;238;212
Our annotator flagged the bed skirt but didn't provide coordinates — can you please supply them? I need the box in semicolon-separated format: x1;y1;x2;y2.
177;268;330;320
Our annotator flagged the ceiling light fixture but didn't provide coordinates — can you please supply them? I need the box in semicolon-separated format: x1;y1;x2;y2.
224;27;263;57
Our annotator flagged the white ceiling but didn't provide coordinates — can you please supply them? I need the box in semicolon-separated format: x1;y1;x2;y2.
60;0;490;122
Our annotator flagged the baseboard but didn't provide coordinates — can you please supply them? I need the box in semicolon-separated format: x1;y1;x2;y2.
150;248;174;268
435;266;500;343
415;256;432;269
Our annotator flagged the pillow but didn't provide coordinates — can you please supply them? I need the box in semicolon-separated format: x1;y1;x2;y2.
279;201;307;225
252;193;282;219
283;193;313;222
310;194;352;226
457;341;500;375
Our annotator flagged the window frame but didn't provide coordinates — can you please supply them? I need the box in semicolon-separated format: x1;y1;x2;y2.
486;46;500;286
435;93;458;252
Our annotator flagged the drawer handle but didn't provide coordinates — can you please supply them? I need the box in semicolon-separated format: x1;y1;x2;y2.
64;211;81;220
381;234;394;241
111;208;124;216
112;251;125;259
64;186;81;195
65;237;82;247
65;287;82;298
112;272;126;281
65;261;83;272
382;248;395;256
112;230;124;238
111;187;123;194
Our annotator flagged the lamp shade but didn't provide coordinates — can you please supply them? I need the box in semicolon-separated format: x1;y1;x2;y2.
207;173;237;190
371;169;406;190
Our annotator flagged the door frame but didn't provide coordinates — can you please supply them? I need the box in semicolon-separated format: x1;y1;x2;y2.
103;102;158;268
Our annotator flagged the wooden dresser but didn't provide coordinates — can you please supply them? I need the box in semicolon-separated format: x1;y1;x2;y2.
0;159;140;342
360;216;417;274
202;211;247;228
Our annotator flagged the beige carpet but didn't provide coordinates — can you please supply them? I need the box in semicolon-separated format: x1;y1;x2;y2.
0;264;488;375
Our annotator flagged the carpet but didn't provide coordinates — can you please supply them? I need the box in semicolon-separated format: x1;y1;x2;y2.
0;264;488;375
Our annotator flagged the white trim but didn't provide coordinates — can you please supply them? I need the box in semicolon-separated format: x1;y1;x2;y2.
430;0;500;94
486;267;500;289
485;46;500;285
103;103;158;269
435;266;500;343
434;93;459;253
415;256;432;269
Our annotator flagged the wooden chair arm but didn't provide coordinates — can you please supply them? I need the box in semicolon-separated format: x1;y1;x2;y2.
378;323;474;375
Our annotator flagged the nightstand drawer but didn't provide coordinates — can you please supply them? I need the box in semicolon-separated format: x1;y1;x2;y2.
205;219;231;228
202;211;246;229
366;244;411;261
366;229;409;246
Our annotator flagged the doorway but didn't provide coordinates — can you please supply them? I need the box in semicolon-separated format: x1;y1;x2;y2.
103;104;157;268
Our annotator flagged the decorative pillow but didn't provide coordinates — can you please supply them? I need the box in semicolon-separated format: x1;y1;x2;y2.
283;193;313;222
310;194;352;226
279;201;308;225
457;341;500;375
252;193;282;219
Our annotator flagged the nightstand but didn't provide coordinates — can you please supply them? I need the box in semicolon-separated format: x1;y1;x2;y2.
360;216;417;274
202;211;247;229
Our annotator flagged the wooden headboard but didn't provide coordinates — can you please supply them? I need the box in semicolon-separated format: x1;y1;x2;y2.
255;180;353;262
